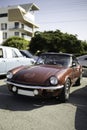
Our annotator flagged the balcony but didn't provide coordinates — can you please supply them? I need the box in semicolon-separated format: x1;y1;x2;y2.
10;24;32;30
9;24;33;36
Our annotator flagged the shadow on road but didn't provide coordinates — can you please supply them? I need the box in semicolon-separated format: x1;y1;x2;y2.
0;76;60;111
0;84;60;111
69;85;87;130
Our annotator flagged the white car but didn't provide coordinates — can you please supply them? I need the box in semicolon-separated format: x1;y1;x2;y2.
0;46;35;75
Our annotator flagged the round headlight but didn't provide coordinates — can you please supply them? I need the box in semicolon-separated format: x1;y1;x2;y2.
7;72;13;79
50;76;58;85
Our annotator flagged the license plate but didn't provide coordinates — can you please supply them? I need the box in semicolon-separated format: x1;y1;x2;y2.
18;89;34;96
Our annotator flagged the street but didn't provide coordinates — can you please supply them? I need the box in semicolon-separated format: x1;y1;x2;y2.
0;76;87;130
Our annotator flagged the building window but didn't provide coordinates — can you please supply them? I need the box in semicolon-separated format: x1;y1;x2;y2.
14;32;19;36
0;13;8;17
21;33;25;38
1;23;7;30
14;22;19;29
21;24;24;29
3;32;7;39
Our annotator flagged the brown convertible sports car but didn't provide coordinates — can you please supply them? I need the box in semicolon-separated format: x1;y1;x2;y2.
6;52;82;102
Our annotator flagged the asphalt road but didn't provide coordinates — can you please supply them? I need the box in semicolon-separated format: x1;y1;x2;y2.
0;76;87;130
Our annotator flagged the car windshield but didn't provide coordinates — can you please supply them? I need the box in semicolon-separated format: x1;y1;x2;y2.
36;54;70;67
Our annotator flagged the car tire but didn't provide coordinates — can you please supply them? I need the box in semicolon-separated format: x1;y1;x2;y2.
59;78;71;103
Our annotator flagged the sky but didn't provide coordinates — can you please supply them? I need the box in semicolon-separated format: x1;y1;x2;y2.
0;0;87;41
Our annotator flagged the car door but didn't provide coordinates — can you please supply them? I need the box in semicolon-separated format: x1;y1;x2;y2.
5;48;20;72
0;48;6;75
13;48;34;66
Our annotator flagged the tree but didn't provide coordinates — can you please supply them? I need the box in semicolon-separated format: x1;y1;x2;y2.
29;30;87;55
29;30;62;54
3;36;29;50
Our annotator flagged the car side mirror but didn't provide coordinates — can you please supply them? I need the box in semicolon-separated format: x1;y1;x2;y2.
72;62;76;67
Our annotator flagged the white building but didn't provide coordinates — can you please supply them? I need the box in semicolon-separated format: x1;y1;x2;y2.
0;3;39;44
0;31;3;44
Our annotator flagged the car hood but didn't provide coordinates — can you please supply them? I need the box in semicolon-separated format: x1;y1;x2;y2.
12;65;65;85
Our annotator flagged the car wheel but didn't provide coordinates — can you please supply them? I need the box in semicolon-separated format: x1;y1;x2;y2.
59;78;71;103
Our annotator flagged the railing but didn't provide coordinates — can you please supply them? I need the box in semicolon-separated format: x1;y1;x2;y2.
9;25;32;32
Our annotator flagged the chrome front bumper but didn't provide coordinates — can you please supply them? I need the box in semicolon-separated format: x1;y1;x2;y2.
6;81;64;97
6;81;64;90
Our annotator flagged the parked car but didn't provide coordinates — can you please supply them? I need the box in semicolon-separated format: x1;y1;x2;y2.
20;50;38;61
0;46;34;75
77;55;87;77
6;52;82;103
77;55;87;67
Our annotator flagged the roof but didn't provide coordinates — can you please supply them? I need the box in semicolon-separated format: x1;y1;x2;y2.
41;52;73;57
20;3;39;12
0;45;17;50
42;52;72;55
